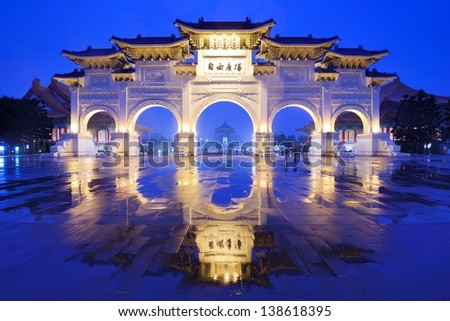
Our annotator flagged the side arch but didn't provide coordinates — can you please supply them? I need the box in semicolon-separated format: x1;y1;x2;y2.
79;105;119;134
331;105;371;133
128;100;182;133
190;94;257;134
268;99;322;133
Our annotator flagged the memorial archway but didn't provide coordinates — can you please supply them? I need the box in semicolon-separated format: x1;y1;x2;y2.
55;18;397;156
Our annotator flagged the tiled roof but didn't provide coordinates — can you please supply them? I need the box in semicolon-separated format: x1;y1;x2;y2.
380;78;448;104
48;78;71;102
215;121;235;131
61;46;121;58
263;35;339;46
174;18;275;31
366;69;397;78
111;35;189;46
54;69;85;78
330;46;389;57
23;79;70;118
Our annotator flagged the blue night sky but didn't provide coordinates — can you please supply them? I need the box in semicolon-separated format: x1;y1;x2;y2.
1;0;449;138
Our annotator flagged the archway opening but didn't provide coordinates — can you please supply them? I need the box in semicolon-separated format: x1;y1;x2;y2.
86;112;116;152
196;102;253;154
135;106;178;155
334;111;364;151
272;106;315;153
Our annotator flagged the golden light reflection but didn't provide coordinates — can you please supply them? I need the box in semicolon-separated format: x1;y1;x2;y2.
196;224;254;283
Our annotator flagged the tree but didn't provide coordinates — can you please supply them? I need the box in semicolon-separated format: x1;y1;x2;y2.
0;97;53;151
392;90;443;153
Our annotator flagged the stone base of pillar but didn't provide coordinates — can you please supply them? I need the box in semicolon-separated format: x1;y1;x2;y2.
254;132;274;157
310;132;339;156
49;133;96;157
353;133;401;156
110;133;141;156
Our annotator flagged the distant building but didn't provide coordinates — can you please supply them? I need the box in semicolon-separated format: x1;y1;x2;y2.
23;78;151;151
23;78;70;141
214;121;238;146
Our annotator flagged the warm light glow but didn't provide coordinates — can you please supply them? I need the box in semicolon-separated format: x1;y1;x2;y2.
70;124;78;133
183;125;190;133
323;123;331;133
119;126;125;133
259;125;267;133
372;126;380;133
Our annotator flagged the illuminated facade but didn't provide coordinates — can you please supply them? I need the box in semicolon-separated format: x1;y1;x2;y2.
52;18;399;156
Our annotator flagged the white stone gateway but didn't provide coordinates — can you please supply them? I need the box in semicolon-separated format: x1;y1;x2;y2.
52;18;399;157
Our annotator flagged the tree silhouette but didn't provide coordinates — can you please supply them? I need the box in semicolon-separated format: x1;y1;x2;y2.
0;97;53;151
392;90;443;153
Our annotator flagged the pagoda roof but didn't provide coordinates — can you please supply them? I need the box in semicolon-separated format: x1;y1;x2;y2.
175;18;275;50
320;46;389;69
215;121;235;131
258;35;339;60
23;78;70;118
111;35;192;61
380;78;448;104
174;18;275;33
48;78;71;102
61;46;128;69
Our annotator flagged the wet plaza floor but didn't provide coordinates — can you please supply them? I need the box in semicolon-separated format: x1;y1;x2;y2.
0;154;449;300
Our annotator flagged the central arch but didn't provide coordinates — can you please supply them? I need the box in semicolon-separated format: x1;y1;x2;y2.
268;100;322;133
191;94;258;135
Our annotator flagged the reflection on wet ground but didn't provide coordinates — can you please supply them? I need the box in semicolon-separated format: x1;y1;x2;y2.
0;154;449;300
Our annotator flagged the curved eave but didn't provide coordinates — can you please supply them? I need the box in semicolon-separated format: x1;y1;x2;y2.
327;51;389;60
61;51;127;69
321;51;390;69
61;50;125;60
53;76;84;87
366;75;397;87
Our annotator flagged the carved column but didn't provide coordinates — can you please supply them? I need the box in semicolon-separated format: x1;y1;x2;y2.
371;86;381;133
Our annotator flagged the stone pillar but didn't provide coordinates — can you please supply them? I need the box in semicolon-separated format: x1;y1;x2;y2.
70;87;80;133
110;132;126;154
110;132;141;156
370;86;381;133
254;132;274;157
174;132;195;156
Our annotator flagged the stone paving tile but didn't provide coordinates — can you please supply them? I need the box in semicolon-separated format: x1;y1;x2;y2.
0;154;449;300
